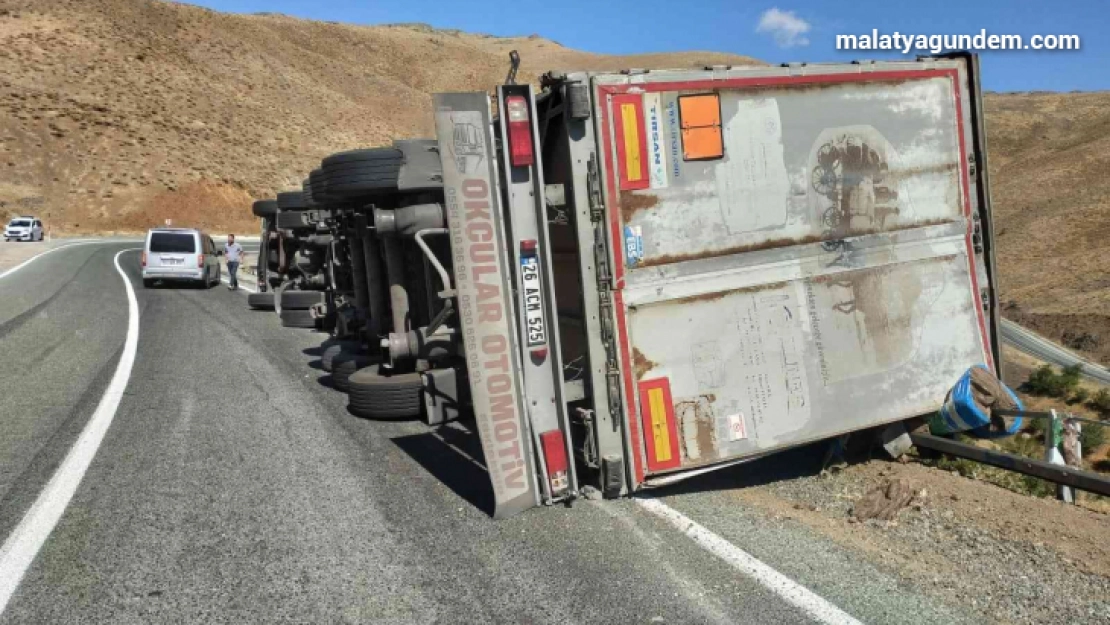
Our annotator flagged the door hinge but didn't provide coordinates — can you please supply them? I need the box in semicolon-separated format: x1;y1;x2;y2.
594;231;622;429
587;155;605;223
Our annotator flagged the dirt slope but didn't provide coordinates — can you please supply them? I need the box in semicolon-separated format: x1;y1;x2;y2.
985;91;1110;364
0;0;759;234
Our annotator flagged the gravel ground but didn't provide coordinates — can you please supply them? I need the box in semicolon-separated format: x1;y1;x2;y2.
727;454;1110;624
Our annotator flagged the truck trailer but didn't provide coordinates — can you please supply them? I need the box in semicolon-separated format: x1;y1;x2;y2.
261;52;1000;519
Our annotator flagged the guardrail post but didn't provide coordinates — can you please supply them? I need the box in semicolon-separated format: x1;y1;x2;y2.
1044;410;1075;504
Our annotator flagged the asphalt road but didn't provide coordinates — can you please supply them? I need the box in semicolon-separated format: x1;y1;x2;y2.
0;241;982;624
1000;319;1110;384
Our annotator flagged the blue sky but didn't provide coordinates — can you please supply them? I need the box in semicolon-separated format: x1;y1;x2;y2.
184;0;1105;92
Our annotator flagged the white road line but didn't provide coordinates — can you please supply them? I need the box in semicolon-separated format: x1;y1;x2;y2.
0;240;108;280
220;275;257;293
636;498;862;625
0;248;142;614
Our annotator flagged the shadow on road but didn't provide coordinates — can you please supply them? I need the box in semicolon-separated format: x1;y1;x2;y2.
643;436;884;499
391;422;495;516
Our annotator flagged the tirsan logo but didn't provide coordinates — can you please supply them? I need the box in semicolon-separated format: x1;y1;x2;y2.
649;106;662;167
667;102;681;177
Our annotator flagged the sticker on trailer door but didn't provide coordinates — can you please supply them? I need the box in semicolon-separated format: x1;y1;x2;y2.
727;413;748;442
520;255;547;346
644;93;669;189
624;225;644;267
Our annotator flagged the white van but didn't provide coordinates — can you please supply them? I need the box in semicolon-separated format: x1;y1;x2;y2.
141;228;222;288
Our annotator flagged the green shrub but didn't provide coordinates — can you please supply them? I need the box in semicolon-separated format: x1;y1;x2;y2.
1070;387;1091;405
1080;422;1107;457
1088;389;1110;414
1026;365;1079;398
1019;474;1056;498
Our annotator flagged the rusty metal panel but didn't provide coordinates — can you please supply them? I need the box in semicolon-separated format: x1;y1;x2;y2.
615;75;965;269
593;60;992;474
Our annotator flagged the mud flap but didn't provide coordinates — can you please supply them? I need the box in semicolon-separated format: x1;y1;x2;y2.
434;93;540;519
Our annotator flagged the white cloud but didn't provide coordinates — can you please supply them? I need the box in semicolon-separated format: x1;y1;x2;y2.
756;8;811;48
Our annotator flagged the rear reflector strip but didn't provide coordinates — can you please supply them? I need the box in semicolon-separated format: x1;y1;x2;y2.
539;430;569;495
638;377;681;471
506;95;534;167
613;94;649;190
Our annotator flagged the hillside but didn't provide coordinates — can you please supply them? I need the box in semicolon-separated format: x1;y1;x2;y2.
1;0;1108;364
984;91;1110;364
0;0;759;234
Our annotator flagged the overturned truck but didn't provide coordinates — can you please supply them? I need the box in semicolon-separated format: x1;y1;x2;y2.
268;52;1001;518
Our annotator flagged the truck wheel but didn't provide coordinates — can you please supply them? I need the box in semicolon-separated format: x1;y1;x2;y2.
277;190;309;211
248;292;275;310
347;366;423;419
331;353;375;392
252;199;278;218
280;290;324;310
321;341;360;373
280;309;316;329
321;148;403;198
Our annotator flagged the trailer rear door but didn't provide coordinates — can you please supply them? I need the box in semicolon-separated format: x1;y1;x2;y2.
593;58;995;481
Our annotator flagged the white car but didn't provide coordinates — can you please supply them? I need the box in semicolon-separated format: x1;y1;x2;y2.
4;217;44;242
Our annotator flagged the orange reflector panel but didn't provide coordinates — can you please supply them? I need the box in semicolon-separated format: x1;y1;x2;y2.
613;94;649;190
638;377;681;471
682;126;724;161
678;93;724;161
679;93;721;128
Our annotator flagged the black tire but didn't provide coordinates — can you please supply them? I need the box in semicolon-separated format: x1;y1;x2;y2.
252;199;278;218
248;292;275;310
280;290;324;310
321;148;404;198
347;365;423;419
321;341;361;373
308;169;329;205
143;278;155;288
331;353;375;392
277;191;308;211
301;177;316;208
322;147;404;167
280;309;316;329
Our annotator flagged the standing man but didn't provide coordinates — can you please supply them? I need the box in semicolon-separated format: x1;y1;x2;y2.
225;233;243;290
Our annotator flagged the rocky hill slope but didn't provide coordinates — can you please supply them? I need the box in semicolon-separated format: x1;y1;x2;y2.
0;0;758;234
985;91;1110;363
1;0;1108;363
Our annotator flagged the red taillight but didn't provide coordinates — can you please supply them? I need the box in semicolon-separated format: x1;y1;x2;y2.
540;430;569;495
140;252;146;267
197;253;205;268
506;95;534;167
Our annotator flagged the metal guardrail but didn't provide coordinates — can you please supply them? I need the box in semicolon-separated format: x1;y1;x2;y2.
1001;320;1110;385
913;409;1110;501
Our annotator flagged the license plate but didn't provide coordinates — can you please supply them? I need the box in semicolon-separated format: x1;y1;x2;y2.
162;257;182;265
520;255;547;347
